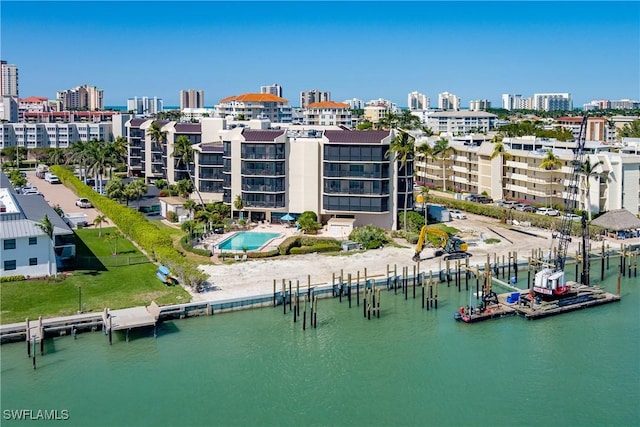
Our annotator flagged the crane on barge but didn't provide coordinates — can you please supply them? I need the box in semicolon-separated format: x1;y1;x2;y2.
533;115;591;298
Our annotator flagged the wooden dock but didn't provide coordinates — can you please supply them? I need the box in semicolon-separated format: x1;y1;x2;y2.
102;302;160;343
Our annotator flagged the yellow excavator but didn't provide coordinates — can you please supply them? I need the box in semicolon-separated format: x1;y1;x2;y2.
412;225;471;262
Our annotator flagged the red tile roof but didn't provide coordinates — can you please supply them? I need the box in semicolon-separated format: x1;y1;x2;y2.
307;101;350;109
219;93;288;103
20;96;48;103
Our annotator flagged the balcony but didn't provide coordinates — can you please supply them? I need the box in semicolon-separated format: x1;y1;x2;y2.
242;184;285;193
241;168;285;176
244;200;286;208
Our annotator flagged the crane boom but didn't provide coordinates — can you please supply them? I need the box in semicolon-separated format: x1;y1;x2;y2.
534;115;590;296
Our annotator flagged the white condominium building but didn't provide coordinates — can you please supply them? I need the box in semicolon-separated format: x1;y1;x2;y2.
303;101;352;127
408;91;429;111
0;122;112;149
533;93;572;111
127;96;163;115
469;99;491;111
421;110;497;135
438;92;460;111
56;85;104;111
260;84;282;97
215;93;292;123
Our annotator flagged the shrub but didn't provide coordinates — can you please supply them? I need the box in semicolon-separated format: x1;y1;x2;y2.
289;244;340;255
349;225;390;249
166;211;178;223
278;236;301;255
485;238;501;244
179;235;212;257
0;275;26;283
247;249;279;259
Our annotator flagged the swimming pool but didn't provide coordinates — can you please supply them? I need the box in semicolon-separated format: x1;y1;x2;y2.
217;231;281;251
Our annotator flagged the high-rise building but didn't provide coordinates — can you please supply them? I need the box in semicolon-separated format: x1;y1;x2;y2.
469;99;491;111
533;93;572;112
1;61;19;97
300;90;330;109
180;89;204;109
127;96;163;115
407;91;429;111
260;84;282;97
437;92;460;111
56;85;104;110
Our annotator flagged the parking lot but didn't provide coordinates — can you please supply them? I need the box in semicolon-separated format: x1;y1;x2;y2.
23;171;114;228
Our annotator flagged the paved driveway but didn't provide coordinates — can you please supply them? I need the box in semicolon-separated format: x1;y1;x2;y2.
24;171;113;228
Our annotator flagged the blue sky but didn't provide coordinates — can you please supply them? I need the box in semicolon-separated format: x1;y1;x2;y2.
2;1;638;107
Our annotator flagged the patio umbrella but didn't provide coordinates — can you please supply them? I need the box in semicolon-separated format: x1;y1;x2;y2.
281;213;294;221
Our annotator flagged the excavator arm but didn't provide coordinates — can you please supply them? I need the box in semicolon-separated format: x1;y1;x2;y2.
413;225;469;261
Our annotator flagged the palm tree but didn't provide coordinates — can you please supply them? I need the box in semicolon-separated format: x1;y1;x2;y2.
67;141;89;181
93;214;108;238
85;140;112;193
539;150;563;208
431;138;457;191
181;220;197;239
385;130;415;232
48;148;66;165
418;185;430;224
125;179;147;207
618;119;640;139
489;133;513;201
579;157;608;221
234;194;245;221
36;215;55;277
172;135;204;205
147;121;166;149
105;178;127;204
183;199;197;220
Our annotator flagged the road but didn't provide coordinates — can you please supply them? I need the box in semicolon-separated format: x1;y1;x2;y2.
23;171;114;228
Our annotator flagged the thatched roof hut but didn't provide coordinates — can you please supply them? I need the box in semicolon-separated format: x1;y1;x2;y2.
591;209;640;231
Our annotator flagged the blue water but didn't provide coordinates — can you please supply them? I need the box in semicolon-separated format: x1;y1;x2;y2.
217;231;281;251
1;262;638;427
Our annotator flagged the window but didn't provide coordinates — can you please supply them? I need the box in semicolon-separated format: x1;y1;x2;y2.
4;260;16;271
29;237;37;245
29;258;38;266
4;239;16;250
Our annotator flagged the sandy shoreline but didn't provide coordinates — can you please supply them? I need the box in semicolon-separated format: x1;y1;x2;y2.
194;215;604;302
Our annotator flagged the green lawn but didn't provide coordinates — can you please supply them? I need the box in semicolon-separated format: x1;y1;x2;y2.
0;228;191;325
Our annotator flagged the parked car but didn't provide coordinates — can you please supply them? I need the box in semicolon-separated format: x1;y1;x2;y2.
75;198;93;208
561;213;582;221
515;204;535;212
22;187;41;196
466;195;493;204
501;201;519;209
449;209;467;219
536;207;560;216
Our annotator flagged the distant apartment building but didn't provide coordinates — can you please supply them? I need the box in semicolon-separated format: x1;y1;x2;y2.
420;111;497;135
555;116;616;144
502;94;532;110
124;119;410;229
127;96;163;115
21;111;117;124
585;99;640;110
438;92;460;111
0;122;112;149
180;89;204;109
1;61;19;97
0;96;18;123
363;104;389;124
303;101;352;127
408;91;429;111
300;90;330;109
260;84;282;97
56;85;104;111
469;99;491;111
533;93;572;112
415;135;640;215
343;98;364;110
215;93;292;123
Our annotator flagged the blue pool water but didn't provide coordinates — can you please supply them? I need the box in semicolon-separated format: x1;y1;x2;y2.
217;231;280;251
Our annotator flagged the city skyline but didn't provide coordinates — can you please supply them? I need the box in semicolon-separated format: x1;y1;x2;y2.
2;1;638;107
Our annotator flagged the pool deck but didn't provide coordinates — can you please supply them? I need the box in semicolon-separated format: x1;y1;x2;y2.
199;223;300;253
